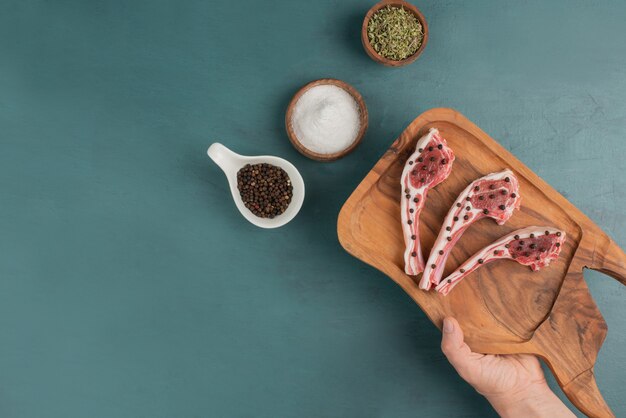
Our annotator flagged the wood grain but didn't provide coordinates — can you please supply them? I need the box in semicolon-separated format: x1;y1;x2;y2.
337;108;626;418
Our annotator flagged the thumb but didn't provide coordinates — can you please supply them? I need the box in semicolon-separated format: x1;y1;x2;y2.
441;317;474;378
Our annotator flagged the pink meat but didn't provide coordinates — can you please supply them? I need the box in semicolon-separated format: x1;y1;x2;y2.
401;128;455;275
436;226;566;295
419;170;521;290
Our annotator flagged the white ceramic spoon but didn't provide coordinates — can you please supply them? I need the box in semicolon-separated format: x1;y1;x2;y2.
207;143;305;229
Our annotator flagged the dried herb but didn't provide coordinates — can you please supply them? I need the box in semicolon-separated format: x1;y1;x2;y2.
367;5;424;61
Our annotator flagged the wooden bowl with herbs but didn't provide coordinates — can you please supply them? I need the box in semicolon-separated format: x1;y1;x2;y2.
362;0;428;67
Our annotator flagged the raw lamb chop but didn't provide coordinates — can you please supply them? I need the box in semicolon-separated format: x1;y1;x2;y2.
401;128;455;275
419;170;521;290
436;226;566;295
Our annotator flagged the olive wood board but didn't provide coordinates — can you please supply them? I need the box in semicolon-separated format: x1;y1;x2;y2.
337;108;626;418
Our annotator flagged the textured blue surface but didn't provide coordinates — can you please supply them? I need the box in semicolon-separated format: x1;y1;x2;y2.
0;1;625;417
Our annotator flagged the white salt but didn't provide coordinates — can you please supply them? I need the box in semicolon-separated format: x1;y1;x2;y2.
291;84;361;155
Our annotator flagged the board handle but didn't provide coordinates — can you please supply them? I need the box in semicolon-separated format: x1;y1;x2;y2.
530;265;613;418
589;237;626;286
560;368;614;418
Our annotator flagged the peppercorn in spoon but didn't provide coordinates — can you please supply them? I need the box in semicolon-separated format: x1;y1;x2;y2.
207;143;305;228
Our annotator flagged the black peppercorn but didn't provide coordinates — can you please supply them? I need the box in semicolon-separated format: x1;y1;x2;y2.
237;163;292;218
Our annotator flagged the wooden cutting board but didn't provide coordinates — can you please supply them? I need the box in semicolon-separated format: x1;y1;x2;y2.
337;108;626;418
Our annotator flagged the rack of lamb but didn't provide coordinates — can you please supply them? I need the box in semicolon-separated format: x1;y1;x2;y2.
420;170;521;290
436;226;565;295
400;128;455;275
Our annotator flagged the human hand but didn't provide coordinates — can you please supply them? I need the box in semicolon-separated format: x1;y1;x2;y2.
441;317;575;418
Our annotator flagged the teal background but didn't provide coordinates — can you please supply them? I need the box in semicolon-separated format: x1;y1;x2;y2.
1;0;625;417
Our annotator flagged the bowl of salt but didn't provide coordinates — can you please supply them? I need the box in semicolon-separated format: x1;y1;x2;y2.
285;79;368;162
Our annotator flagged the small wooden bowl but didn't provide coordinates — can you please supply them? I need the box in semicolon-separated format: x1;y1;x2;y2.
285;79;368;162
362;0;429;67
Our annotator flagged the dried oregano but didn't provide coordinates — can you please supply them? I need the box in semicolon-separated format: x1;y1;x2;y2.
367;5;424;61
